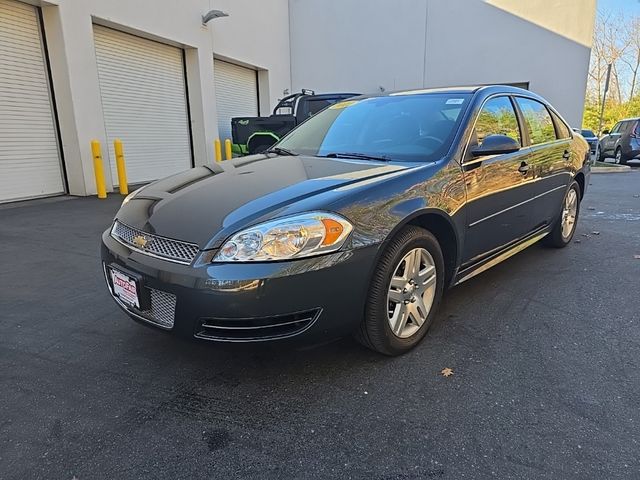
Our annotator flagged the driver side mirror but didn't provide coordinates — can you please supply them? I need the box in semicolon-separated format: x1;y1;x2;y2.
602;129;610;135
470;134;520;157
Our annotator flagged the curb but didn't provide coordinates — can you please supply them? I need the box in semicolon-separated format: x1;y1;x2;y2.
591;166;632;173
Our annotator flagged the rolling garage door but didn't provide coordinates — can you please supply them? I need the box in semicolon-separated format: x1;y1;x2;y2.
93;25;191;185
214;59;258;142
0;0;64;203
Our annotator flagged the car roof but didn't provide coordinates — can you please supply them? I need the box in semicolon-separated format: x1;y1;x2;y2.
356;84;537;99
618;117;640;122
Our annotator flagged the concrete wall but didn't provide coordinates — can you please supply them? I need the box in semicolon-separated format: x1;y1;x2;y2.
9;0;595;198
424;0;597;127
289;0;596;127
289;0;429;95
38;0;290;195
210;0;291;117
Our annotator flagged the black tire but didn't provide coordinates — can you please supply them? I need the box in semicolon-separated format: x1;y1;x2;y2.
543;181;581;248
354;226;445;356
596;145;602;162
615;147;627;165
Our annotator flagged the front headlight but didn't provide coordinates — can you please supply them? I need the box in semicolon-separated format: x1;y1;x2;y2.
213;212;353;262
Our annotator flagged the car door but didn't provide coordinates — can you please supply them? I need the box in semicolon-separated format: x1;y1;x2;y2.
618;120;634;158
461;95;535;265
513;97;572;227
602;121;622;157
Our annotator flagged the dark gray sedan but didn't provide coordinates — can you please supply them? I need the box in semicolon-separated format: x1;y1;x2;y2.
101;85;590;355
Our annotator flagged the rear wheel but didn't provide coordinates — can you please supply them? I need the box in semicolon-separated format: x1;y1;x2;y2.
615;147;627;165
543;181;580;248
355;226;445;356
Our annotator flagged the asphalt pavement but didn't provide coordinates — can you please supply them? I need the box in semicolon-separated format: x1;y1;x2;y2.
1;170;639;479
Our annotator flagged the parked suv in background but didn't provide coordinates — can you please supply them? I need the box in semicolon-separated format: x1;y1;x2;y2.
599;118;640;164
573;128;599;158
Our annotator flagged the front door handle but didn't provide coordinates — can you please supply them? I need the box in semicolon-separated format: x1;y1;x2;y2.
518;161;530;174
562;150;570;159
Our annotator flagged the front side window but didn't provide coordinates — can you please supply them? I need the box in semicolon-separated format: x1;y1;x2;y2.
276;93;472;162
610;122;621;134
472;96;521;147
515;97;556;145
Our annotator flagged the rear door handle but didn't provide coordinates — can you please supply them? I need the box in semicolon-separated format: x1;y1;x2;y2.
562;150;570;159
518;162;530;174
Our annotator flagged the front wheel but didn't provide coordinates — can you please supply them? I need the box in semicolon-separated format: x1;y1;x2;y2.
354;226;445;356
543;181;581;248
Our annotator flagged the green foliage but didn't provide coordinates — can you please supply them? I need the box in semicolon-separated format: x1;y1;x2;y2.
582;97;640;132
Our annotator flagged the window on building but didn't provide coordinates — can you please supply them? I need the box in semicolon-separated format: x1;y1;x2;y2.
515;97;556;145
473;96;521;147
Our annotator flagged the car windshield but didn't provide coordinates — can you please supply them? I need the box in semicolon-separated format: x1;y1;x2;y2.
581;129;595;137
275;93;472;162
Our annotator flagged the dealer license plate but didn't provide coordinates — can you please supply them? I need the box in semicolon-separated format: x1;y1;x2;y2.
110;268;140;309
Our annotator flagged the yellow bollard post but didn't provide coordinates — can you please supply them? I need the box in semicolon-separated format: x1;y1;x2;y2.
214;139;222;162
91;140;107;199
224;139;232;161
114;139;128;195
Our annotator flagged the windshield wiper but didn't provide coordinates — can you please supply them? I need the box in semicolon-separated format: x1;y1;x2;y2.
322;152;391;162
266;147;298;156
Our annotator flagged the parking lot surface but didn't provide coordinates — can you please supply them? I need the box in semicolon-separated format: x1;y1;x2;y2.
1;171;639;479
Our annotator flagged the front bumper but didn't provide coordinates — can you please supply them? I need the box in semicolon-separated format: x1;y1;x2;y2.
101;229;378;343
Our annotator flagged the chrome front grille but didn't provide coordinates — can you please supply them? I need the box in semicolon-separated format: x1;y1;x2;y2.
138;287;177;328
111;220;200;265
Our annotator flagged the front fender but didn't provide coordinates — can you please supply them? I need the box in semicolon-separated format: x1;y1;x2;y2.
330;159;467;265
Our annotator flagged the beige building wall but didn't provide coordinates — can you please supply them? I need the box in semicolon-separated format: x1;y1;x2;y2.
424;0;597;126
290;0;596;127
38;0;290;196
2;0;596;199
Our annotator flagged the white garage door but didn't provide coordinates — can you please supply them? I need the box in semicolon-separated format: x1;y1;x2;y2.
93;25;191;185
0;0;64;203
214;59;258;142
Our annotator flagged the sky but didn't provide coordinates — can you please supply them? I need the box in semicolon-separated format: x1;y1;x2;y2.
598;0;640;14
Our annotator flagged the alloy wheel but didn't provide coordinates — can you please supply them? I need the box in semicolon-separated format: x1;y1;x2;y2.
561;188;578;239
615;149;622;164
387;248;437;338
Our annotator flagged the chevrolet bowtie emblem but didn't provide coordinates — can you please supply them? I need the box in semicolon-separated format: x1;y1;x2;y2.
132;235;149;249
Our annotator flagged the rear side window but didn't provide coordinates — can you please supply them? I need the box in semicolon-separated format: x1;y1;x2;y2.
515;97;556;145
621;121;635;134
550;111;571;139
473;96;521;146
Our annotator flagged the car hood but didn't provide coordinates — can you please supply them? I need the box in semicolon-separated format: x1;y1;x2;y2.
115;154;415;249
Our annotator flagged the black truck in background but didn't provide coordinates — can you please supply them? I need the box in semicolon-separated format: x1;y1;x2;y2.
231;90;359;155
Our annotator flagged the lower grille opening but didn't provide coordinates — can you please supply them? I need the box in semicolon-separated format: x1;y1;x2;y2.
195;308;321;341
136;288;177;329
116;287;176;329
